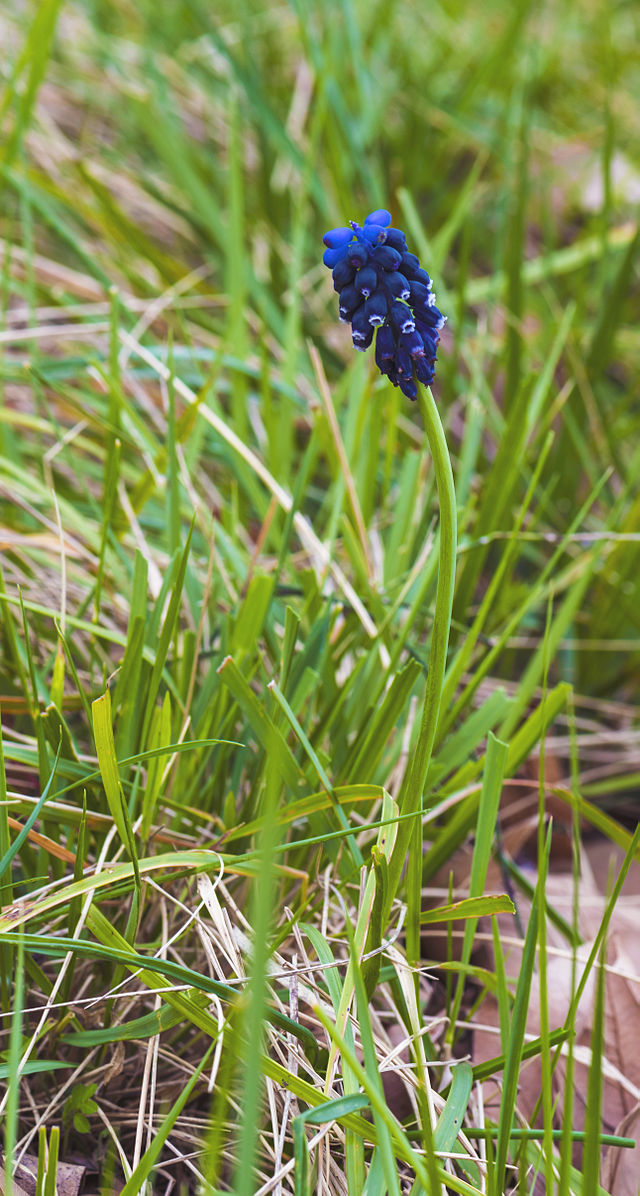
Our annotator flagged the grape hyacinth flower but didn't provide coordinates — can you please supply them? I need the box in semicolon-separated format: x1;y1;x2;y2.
323;208;457;959
322;208;446;400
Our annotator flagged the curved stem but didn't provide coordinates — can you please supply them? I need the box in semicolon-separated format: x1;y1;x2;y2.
385;384;457;951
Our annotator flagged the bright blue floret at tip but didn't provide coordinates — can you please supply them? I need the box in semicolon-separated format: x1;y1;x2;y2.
322;209;446;400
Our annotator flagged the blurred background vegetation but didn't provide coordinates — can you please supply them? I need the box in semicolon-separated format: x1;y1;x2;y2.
1;0;639;1190
2;0;639;701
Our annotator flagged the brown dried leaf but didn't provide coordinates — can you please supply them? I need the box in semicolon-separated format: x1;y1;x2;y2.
471;835;640;1155
12;1156;85;1196
601;1104;640;1196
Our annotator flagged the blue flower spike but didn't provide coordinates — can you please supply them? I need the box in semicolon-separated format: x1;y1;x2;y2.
322;208;447;399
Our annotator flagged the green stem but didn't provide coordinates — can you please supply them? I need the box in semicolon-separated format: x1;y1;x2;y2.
385;383;457;958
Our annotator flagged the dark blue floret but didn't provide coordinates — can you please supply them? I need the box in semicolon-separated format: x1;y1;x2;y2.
389;299;415;333
351;305;371;343
395;345;413;379
322;208;446;399
338;282;361;322
384;228;408;252
399;252;421;277
346;242;370;269
363;291;388;326
385;271;411;299
332;258;355;290
415;357;436;386
356;266;378;297
415;305;446;331
401;328;426;358
373;244;403;272
375;323;395;361
408;281;431;306
411;267;433;289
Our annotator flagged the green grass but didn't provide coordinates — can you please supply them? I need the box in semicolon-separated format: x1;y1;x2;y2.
1;0;639;1191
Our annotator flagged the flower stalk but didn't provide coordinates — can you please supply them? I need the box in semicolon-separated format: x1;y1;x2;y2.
386;382;457;959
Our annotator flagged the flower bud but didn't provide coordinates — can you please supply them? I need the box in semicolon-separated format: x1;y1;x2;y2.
355;266;378;297
395;346;413;379
411;267;432;289
346;242;370;268
375;324;395;360
373;245;402;271
399;252;421;277
323;227;354;249
415;356;436;386
323;246;346;268
399;376;418;400
400;328;426;358
364;208;392;226
332;258;356;289
383;228;408;252
360;223;387;245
